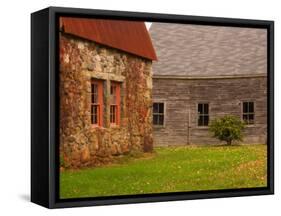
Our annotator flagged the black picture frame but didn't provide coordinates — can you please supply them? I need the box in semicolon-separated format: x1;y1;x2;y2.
31;6;274;209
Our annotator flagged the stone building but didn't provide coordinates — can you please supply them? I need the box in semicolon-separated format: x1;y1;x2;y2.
150;23;267;145
59;17;157;168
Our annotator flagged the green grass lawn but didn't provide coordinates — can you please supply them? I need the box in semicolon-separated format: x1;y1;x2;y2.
60;145;267;199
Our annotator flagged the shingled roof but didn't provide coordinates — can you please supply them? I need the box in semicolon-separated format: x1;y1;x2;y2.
60;17;157;61
149;23;267;77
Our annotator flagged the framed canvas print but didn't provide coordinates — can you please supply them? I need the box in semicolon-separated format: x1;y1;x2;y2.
31;6;274;208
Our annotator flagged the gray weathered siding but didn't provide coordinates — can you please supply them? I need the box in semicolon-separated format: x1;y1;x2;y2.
152;76;267;145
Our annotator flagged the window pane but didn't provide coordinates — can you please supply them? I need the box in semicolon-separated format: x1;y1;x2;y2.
110;107;113;123
91;105;99;124
110;83;120;125
248;114;254;124
248;114;254;120
113;106;116;122
92;114;97;124
92;93;97;104
243;102;248;113
249;102;254;113
243;114;248;122
198;115;204;126
153;103;164;125
198;104;203;114
204;104;209;114
158;103;164;114
91;84;98;103
112;110;115;123
158;115;164;125
153;103;159;113
153;114;158;125
204;116;209;126
110;105;116;123
91;84;97;93
91;80;104;126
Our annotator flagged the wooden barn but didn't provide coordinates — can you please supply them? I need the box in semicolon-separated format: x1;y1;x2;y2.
59;17;157;168
149;23;267;145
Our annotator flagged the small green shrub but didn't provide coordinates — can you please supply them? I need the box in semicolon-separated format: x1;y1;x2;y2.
209;115;245;145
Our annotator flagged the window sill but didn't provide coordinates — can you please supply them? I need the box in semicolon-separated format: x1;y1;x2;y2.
153;125;165;129
110;124;120;128
92;125;105;129
245;124;256;128
196;126;209;130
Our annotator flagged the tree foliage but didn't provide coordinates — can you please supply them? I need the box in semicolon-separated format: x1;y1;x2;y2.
209;115;245;145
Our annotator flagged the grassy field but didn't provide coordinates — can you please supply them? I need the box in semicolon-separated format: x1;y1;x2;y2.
60;145;267;199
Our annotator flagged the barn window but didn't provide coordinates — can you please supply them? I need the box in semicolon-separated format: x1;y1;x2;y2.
91;79;103;126
110;82;121;125
242;102;255;124
198;103;209;126
153;103;164;126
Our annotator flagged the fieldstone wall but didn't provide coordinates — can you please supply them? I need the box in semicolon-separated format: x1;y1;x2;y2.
59;33;153;168
152;76;267;145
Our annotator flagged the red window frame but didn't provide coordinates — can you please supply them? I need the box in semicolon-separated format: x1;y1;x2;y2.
110;82;121;125
91;79;103;127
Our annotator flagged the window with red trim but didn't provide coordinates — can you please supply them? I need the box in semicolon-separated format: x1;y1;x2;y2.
110;82;120;125
91;79;103;126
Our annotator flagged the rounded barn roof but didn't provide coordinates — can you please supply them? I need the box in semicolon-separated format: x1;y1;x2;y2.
149;23;267;77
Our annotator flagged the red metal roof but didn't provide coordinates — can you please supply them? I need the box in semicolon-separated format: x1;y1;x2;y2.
60;17;157;61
